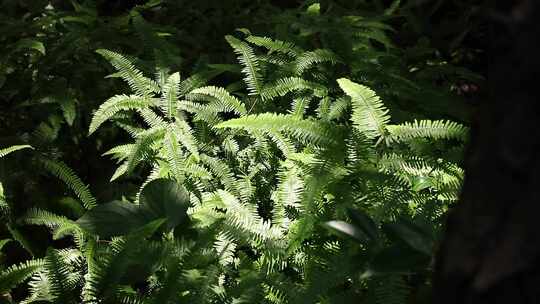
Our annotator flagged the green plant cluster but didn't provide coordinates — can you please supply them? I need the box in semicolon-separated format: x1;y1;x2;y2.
0;1;482;303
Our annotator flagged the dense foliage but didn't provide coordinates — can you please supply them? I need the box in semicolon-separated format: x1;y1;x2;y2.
0;0;483;303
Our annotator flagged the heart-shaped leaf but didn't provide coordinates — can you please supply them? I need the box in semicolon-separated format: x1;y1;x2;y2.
76;201;151;237
76;179;190;238
139;179;190;230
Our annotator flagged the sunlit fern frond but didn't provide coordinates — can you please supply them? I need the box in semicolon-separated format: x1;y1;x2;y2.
187;86;247;116
0;259;45;294
294;49;341;75
89;95;152;135
245;35;300;57
96;49;160;96
261;77;327;101
217;113;340;147
0;145;33;158
126;126;166;173
161;72;180;120
338;78;390;140
386;119;469;143
226;35;264;96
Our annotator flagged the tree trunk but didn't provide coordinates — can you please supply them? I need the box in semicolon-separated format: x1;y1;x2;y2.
433;1;540;303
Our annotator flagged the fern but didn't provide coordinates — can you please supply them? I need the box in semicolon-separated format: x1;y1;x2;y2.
40;159;97;209
89;95;152;134
0;145;33;158
161;72;180;120
24;208;83;240
0;259;45;293
126;126;166;173
261;77;327;101
216;113;340;147
96;49;160;96
386;119;469;143
245;35;300;57
187;86;247;116
43;248;79;302
294;49;341;75
226;35;264;96
337;78;390;140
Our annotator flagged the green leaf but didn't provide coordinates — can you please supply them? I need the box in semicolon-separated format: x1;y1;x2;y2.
306;3;320;15
139;179;190;230
76;179;189;237
76;201;151;238
411;176;432;192
14;39;45;55
324;220;369;243
347;208;379;241
383;218;433;255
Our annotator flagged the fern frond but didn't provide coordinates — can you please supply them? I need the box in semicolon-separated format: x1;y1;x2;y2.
387;119;469;143
327;96;350;121
164;130;185;183
96;49;160;96
172;120;200;160
263;283;289;304
275;161;304;212
187;86;247;116
103;144;135;161
0;259;45;293
24;208;82;239
21;272;52;304
199;155;238;194
40;159;97;209
245;35;300;57
110;162;129;182
264;130;296;157
294;49;341;75
89;95;152;135
290;97;311;118
178;70;222;95
379;153;433;180
261;77;327;101
214;232;237;266
216;113;339;147
225;35;263;96
207;190;283;245
44;248;78;302
0;145;33;158
126;126;166;173
161;72;180;120
337;78;390;139
138;108;167;129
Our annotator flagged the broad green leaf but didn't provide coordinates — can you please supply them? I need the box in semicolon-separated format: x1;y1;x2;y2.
383;218;433;255
76;201;151;238
347;208;379;241
139;179;190;230
324;220;369;243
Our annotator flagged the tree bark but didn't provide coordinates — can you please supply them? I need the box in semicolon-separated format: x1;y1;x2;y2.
433;1;540;303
